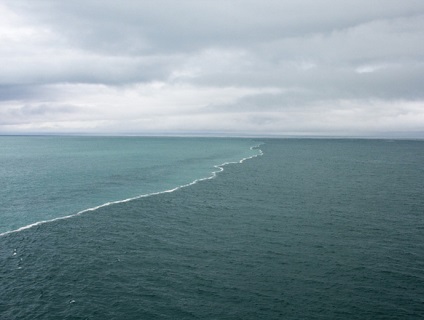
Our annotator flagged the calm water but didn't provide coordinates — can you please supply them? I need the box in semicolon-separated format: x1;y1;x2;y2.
0;136;258;235
1;137;423;319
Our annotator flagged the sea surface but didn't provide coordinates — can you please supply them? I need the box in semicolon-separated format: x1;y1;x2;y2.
1;137;423;319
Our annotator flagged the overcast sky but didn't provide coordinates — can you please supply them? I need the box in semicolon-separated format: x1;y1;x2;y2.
1;0;423;136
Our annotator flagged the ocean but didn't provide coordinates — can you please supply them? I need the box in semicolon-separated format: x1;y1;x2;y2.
1;137;423;319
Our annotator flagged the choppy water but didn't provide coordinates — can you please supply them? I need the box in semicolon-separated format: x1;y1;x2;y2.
1;137;424;319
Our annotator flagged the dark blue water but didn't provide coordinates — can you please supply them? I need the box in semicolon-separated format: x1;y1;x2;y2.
1;138;423;319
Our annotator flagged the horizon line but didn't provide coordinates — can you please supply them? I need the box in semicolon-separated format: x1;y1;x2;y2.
1;131;424;140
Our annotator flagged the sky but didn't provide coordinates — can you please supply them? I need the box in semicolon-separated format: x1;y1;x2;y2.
0;0;424;137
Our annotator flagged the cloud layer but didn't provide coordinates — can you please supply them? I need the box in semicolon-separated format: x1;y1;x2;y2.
1;0;424;136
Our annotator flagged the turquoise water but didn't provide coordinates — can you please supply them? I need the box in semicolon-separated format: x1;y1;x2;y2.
0;136;259;235
1;138;424;319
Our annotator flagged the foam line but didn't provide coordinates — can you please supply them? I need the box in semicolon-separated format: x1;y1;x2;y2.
0;144;264;237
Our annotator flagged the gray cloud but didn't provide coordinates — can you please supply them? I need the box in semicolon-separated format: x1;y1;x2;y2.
0;85;44;101
1;0;424;135
11;1;423;52
0;102;81;125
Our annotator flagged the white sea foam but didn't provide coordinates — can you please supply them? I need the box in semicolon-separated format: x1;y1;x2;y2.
0;144;263;237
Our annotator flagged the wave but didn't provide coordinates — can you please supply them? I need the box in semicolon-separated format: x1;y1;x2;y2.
0;144;264;237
